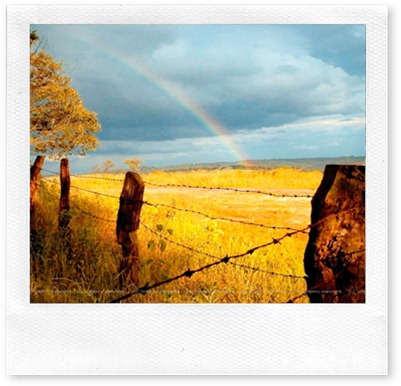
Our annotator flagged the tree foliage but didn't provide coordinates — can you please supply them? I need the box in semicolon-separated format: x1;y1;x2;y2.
92;159;115;173
30;30;101;160
103;159;115;173
124;158;143;172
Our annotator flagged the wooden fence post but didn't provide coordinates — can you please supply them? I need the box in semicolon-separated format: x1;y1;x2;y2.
59;158;71;227
303;165;365;303
59;158;72;259
116;172;144;290
30;155;45;217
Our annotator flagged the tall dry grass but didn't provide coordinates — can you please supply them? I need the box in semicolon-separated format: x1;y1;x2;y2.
30;167;322;303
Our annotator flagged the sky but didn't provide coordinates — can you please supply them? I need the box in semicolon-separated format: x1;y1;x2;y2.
31;24;366;172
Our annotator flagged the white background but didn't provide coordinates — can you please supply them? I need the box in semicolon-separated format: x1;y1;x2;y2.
1;0;397;384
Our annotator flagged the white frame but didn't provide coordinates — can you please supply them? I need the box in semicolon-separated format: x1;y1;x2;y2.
6;5;387;375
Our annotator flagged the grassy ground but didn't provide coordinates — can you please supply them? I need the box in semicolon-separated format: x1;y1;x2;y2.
30;167;323;303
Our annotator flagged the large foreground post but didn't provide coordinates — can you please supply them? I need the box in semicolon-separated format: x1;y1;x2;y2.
304;165;365;303
117;172;144;291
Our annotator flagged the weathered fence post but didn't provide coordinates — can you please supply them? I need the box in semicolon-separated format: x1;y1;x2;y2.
117;172;144;290
59;158;72;260
30;155;45;217
303;165;365;303
59;158;71;228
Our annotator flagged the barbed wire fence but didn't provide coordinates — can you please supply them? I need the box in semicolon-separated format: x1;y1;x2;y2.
35;166;362;303
39;166;314;198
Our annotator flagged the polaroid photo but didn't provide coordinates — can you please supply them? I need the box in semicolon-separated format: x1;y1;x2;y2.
6;4;387;375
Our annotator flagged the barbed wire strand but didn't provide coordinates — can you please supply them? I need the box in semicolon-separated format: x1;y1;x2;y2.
45;190;116;223
44;188;308;279
37;166;125;182
142;200;302;232
44;186;360;283
110;256;235;303
43;189;309;284
44;187;310;280
38;166;363;304
229;261;306;279
42;177;360;261
43;180;358;281
71;205;115;223
141;222;219;259
43;178;121;200
38;166;313;198
110;207;359;303
72;174;125;182
143;180;313;198
141;220;306;268
43;178;304;231
111;246;365;304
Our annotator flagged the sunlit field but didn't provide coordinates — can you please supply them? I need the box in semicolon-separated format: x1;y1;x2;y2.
30;167;323;303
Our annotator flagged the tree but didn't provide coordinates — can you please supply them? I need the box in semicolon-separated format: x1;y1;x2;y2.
124;158;143;172
92;164;102;174
30;30;101;160
91;160;117;174
30;30;101;215
103;159;115;173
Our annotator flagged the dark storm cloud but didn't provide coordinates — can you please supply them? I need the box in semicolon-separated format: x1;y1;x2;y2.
33;24;365;141
290;24;366;76
31;24;365;169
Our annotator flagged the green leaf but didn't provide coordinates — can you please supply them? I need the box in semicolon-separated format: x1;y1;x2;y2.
147;240;155;251
159;240;167;252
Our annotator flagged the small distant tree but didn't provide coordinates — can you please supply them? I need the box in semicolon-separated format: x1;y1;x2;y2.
124;158;143;172
92;164;102;174
103;159;115;173
92;160;116;173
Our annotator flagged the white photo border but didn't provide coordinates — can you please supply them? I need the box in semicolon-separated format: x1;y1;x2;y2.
6;5;387;375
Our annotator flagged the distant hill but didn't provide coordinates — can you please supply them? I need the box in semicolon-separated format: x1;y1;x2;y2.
141;156;365;173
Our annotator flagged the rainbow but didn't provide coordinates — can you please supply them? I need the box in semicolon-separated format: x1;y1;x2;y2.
83;38;253;167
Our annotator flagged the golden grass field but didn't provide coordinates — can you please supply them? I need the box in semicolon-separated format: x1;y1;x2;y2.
30;167;323;303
